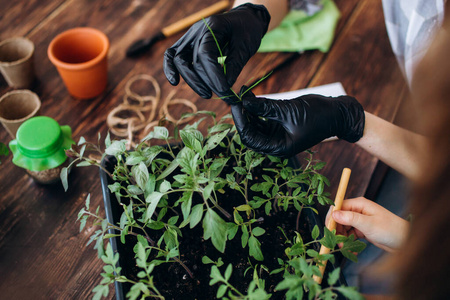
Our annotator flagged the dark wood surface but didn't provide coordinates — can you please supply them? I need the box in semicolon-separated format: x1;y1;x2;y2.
0;0;409;299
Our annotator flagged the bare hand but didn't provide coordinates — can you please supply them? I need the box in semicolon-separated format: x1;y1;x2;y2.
325;197;409;253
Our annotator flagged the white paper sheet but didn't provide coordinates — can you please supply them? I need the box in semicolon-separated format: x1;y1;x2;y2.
260;82;346;99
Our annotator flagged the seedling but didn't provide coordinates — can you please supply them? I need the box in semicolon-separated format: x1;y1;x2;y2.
64;111;366;299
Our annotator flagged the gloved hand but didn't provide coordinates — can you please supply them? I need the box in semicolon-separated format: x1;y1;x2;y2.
163;3;270;103
231;88;365;157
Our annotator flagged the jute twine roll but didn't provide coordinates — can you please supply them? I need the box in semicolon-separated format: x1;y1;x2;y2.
107;74;197;145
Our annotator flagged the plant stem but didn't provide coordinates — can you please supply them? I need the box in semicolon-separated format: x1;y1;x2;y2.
172;256;194;279
149;246;194;279
206;190;232;220
295;204;304;232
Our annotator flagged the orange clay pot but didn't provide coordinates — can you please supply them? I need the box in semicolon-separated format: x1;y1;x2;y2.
48;27;109;99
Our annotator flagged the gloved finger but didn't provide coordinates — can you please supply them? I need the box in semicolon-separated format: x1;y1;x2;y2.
194;32;232;99
225;48;253;88
174;50;212;99
242;96;285;122
230;103;245;129
163;47;180;86
231;104;285;156
239;85;280;119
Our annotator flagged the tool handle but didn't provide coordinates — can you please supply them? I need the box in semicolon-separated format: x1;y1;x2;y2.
162;1;230;37
313;168;351;284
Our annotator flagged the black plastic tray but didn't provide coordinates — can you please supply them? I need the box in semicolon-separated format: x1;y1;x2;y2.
99;154;347;299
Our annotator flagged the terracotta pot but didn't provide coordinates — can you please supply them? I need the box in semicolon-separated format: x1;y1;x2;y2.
0;37;35;89
48;27;109;99
0;90;41;138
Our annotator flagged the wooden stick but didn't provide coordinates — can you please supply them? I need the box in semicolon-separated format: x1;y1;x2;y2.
313;168;351;284
162;1;230;37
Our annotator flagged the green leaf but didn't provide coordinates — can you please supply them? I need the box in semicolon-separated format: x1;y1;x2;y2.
202;256;215;264
241;225;249;248
327;267;340;286
153;126;169;139
180;130;202;152
233;166;247;175
209;123;232;134
311;225;320;240
203;209;227;253
320;227;337;249
216;284;227;298
136;240;147;265
209;157;229;179
227;223;239;240
224;264;232;281
264;201;272;215
190;203;204;229
105;140;126;156
104;132;111;148
76;160;92;167
159;180;171;193
60;167;69;191
235;204;252;213
141;126;169;141
132;162;149;191
335;287;365;300
234;210;243;225
313;161;326;170
206;129;230;151
318;180;324;195
92;285;109;300
145;192;164;221
108;182;121;193
340;249;358;263
209;265;224;286
79;216;87;232
126;185;142;195
306;249;319;258
202;181;215;201
126;282;151;300
252;227;265;237
250;156;265;169
248;235;264;261
180;191;193;221
156;158;179;181
125;151;145;165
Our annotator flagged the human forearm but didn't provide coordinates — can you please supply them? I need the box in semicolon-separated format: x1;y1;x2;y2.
356;112;430;182
233;0;289;31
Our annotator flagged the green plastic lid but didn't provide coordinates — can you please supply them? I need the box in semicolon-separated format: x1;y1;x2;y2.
9;116;75;171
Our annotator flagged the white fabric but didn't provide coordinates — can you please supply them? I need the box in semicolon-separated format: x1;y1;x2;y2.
382;0;445;86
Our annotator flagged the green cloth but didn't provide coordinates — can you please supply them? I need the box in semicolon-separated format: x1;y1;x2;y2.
258;0;340;53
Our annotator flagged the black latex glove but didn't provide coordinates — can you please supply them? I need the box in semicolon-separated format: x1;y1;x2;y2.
231;88;365;157
163;3;270;103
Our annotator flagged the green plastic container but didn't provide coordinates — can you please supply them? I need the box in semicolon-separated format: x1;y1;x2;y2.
9;116;74;184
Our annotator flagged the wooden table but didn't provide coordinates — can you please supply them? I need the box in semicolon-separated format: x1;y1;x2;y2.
0;0;409;298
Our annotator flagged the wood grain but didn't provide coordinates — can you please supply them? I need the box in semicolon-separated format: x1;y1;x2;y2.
0;0;408;298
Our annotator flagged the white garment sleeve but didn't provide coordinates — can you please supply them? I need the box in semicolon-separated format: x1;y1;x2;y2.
382;0;445;86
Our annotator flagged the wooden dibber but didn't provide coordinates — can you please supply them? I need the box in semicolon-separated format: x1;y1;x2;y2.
161;1;230;37
126;1;230;57
313;168;352;284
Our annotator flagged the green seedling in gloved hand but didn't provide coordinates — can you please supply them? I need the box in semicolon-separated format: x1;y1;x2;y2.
163;3;271;104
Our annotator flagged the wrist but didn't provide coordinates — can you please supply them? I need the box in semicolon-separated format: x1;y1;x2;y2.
335;95;365;143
